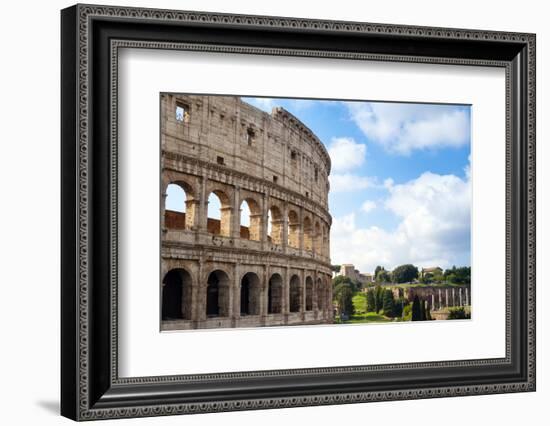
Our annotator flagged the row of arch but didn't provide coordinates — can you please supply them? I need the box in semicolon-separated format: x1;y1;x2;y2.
162;268;331;321
164;181;330;256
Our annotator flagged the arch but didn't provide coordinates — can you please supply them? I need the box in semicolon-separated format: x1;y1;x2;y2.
313;221;322;254
289;275;302;313
165;182;196;230
206;270;230;317
305;276;313;311
240;272;261;315
207;190;231;237
162;268;192;320
287;209;300;248
240;198;262;241
316;278;324;311
267;273;283;314
268;206;283;245
303;216;313;252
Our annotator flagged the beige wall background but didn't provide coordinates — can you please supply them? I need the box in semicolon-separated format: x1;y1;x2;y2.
0;0;546;424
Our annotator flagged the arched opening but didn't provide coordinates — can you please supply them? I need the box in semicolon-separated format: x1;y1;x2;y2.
316;278;324;311
314;221;322;254
207;190;231;237
305;276;313;311
162;268;192;320
268;206;283;245
240;198;261;241
303;216;313;252
240;272;261;315
165;182;195;230
287;209;300;248
268;273;283;314
289;275;302;313
206;270;230;317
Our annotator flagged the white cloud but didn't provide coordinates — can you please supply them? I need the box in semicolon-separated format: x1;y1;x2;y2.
329;173;375;192
346;102;470;155
361;200;377;213
242;97;276;112
330;170;471;273
383;178;394;190
327;137;367;172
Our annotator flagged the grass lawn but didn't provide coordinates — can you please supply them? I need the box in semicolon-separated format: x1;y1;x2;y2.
347;312;392;323
337;292;392;324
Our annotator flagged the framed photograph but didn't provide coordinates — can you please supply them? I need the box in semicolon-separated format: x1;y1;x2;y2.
61;4;536;421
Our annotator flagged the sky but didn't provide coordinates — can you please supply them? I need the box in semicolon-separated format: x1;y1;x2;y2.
167;96;471;275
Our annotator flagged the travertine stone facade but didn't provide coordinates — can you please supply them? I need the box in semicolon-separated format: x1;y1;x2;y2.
160;94;333;330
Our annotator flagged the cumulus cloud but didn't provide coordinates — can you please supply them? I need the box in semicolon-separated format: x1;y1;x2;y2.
346;102;470;155
361;200;377;214
327;137;367;172
330;170;471;273
329;173;376;193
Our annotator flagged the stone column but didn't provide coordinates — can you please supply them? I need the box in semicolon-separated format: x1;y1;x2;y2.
445;289;449;307
298;207;305;253
161;190;167;231
196;259;206;323
459;288;463;306
452;288;456;307
190;267;199;324
260;264;268;325
185;199;200;230
431;293;435;309
283;266;289;324
438;289;442;310
261;193;268;248
300;270;306;321
466;288;470;306
282;202;289;251
231;186;241;239
198;176;208;232
232;264;240;327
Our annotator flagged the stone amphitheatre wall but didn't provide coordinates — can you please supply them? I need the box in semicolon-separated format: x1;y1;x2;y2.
160;94;333;330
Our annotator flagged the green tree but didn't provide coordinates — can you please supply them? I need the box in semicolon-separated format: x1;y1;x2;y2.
374;265;383;278
331;265;341;273
374;285;384;312
393;298;405;318
402;304;412;321
375;269;391;283
392;264;419;283
444;266;471;285
421;272;434;284
333;283;355;317
411;296;422;321
332;275;357;292
366;289;376;312
382;290;395;317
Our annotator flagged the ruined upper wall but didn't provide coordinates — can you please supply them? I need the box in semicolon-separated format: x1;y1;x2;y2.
161;94;331;208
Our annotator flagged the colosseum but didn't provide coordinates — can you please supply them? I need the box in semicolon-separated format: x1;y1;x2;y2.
160;94;333;330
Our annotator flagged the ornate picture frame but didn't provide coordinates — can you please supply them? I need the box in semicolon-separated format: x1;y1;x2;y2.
61;4;536;421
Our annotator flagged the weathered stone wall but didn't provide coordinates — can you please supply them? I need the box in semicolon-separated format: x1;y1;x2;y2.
389;285;471;311
160;94;333;330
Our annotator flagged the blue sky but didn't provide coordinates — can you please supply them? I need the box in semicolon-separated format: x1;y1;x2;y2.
244;97;472;274
167;96;472;275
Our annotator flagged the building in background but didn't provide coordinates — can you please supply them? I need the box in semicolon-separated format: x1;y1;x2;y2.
336;264;373;285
